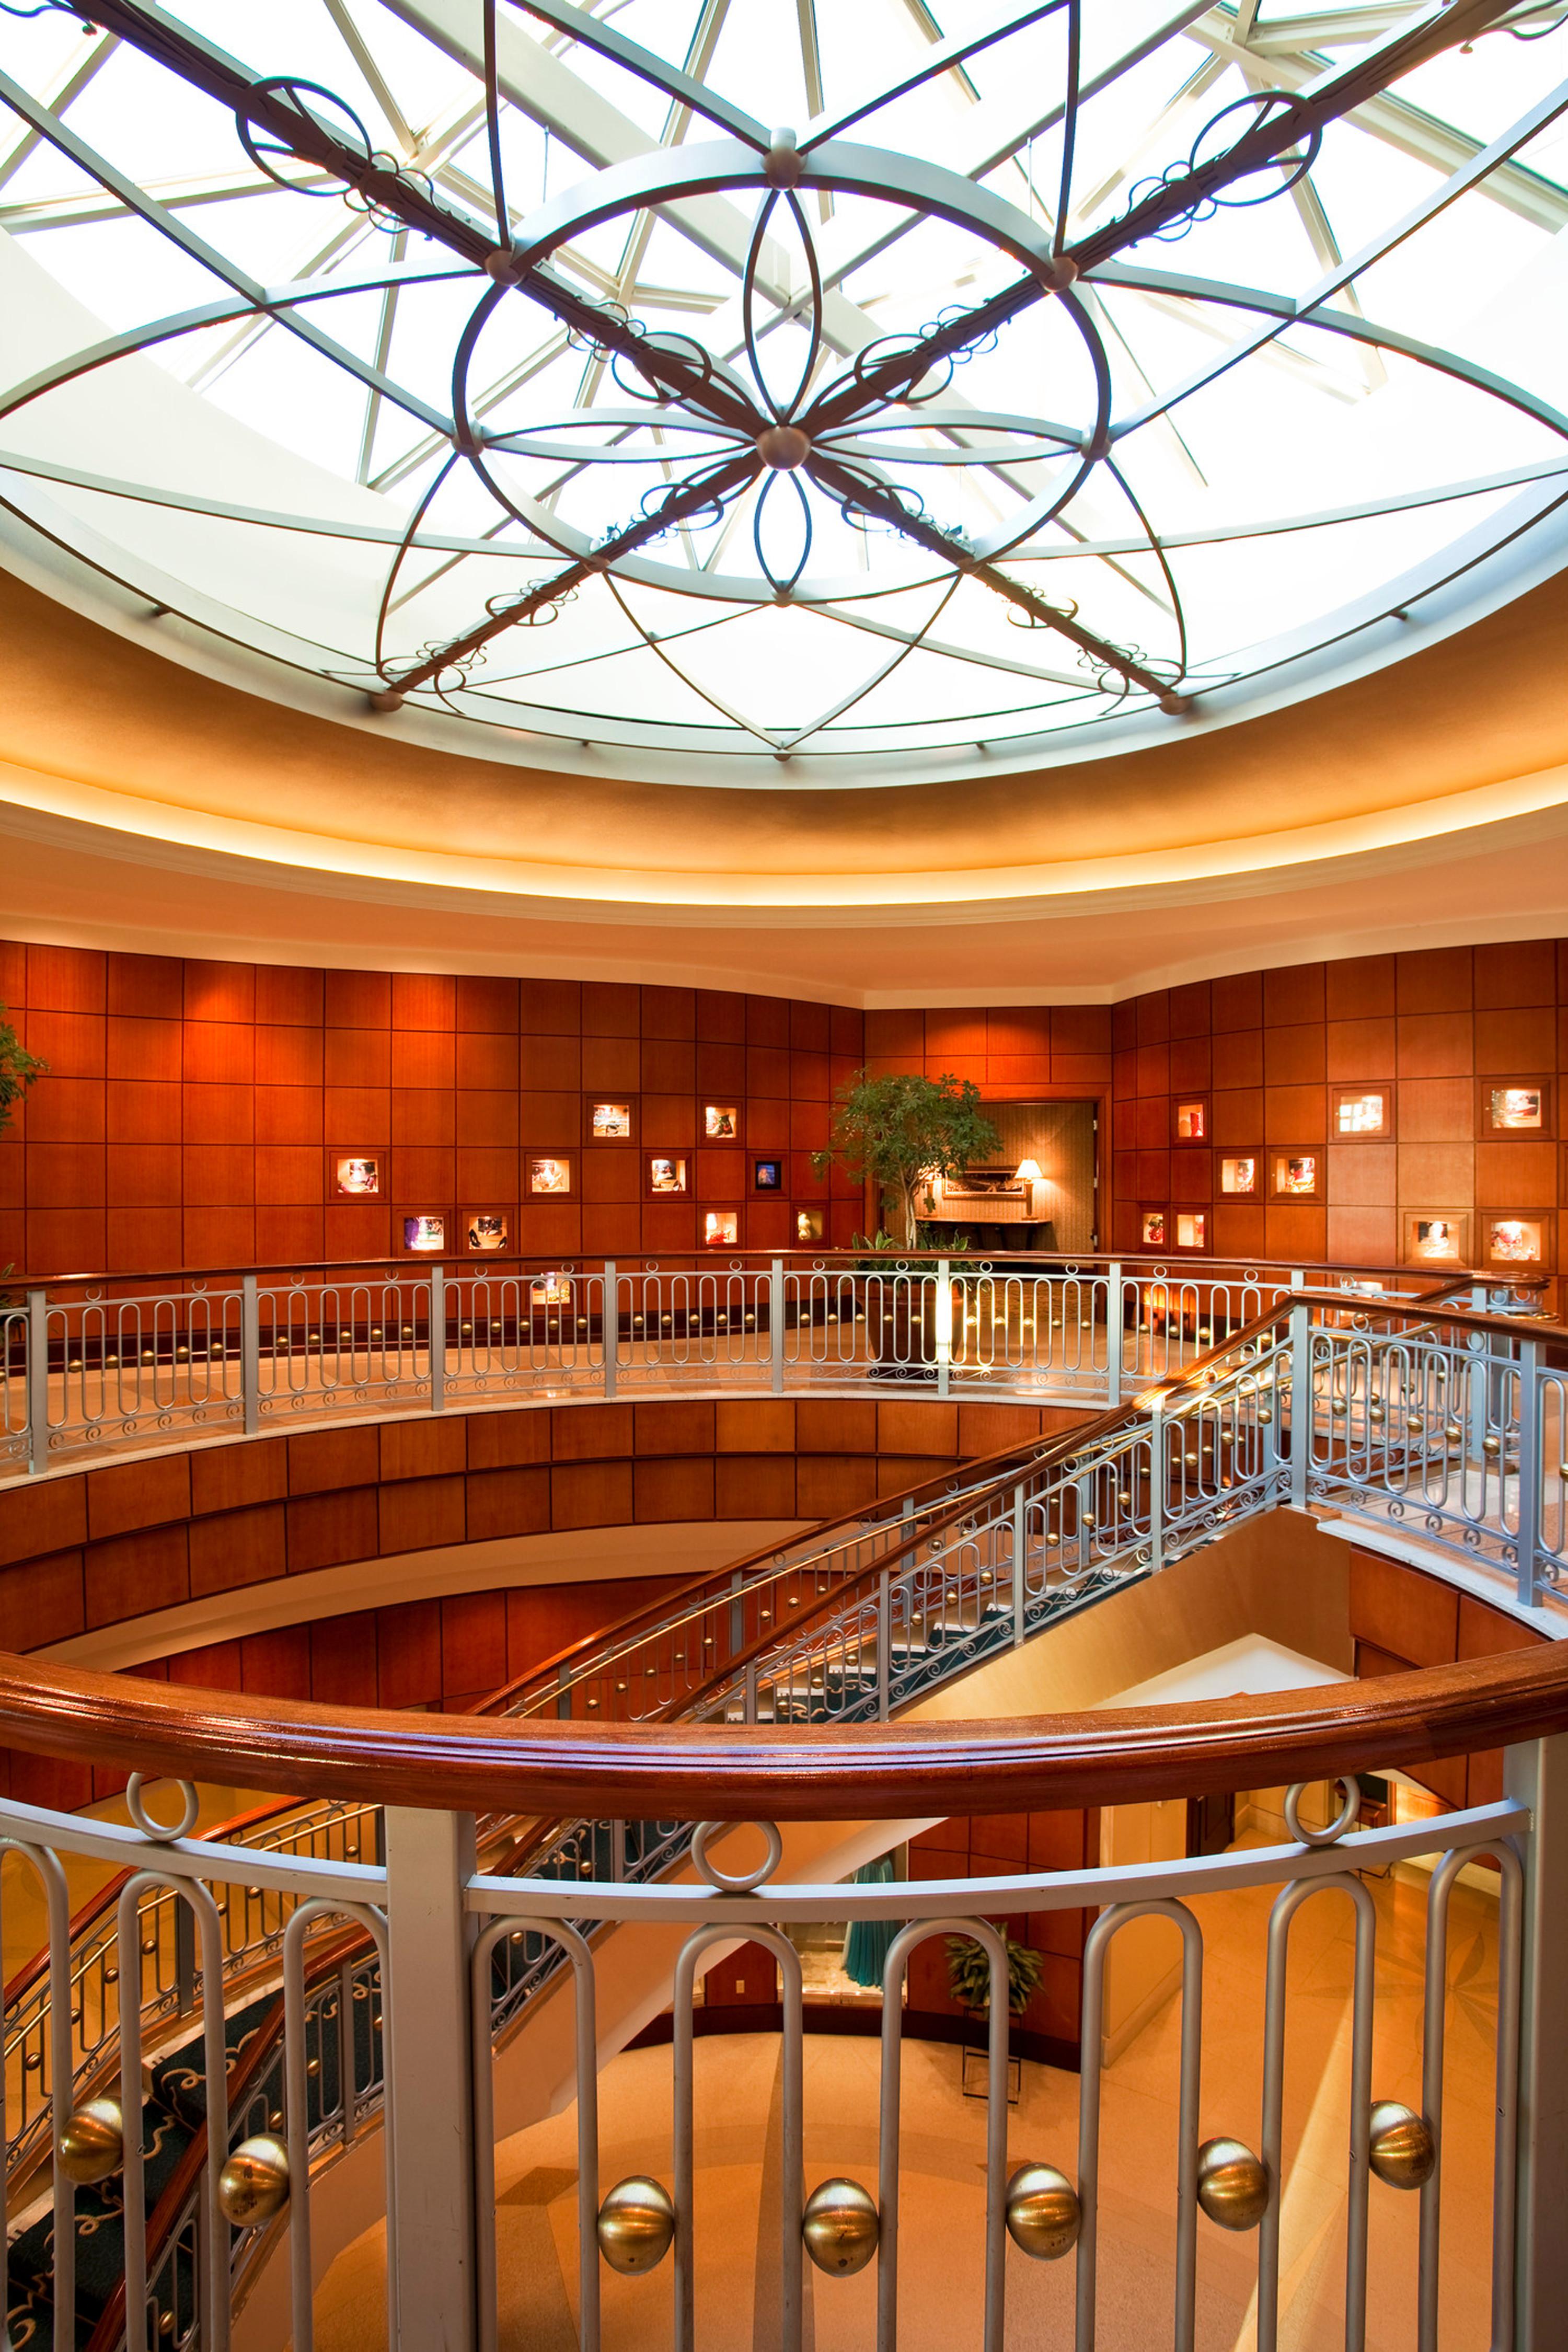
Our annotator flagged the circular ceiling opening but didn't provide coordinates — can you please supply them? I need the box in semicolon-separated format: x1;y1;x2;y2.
1;0;1566;779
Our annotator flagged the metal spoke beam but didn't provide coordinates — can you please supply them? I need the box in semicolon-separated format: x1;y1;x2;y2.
1103;67;1568;438
1189;6;1568;230
804;451;1177;701
805;0;1514;441
377;452;760;696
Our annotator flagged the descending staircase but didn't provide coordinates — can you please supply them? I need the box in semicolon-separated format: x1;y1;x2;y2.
6;1282;1546;2345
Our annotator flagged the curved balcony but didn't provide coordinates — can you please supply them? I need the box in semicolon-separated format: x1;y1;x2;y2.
0;1251;1562;2346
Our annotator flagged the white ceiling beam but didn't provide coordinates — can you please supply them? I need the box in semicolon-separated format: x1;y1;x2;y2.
1189;9;1568;229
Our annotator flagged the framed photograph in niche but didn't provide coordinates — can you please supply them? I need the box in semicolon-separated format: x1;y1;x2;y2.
753;1157;782;1191
1401;1209;1470;1267
1140;1207;1167;1250
704;1103;740;1140
401;1212;445;1255
1175;1211;1207;1250
1479;1078;1554;1138
703;1209;739;1247
527;1154;574;1196
1220;1156;1256;1196
334;1155;381;1197
463;1207;509;1254
1269;1150;1321;1202
648;1154;688;1195
1484;1212;1552;1271
588;1100;634;1143
1172;1098;1208;1144
1331;1085;1392;1140
795;1206;824;1244
529;1270;573;1309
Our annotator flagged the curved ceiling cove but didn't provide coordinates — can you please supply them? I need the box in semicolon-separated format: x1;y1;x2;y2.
1;0;1567;785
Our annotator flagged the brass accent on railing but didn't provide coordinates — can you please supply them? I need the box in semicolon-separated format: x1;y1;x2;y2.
1195;2139;1270;2230
596;2176;676;2273
1367;2103;1437;2190
801;2178;880;2274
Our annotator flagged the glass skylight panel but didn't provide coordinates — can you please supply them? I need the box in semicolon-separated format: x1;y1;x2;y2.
1;0;1566;776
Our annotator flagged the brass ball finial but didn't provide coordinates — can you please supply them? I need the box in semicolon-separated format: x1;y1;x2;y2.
802;2177;879;2274
596;2176;675;2273
756;424;812;470
1004;2162;1081;2259
56;2097;123;2185
1195;2138;1270;2230
1368;2103;1436;2189
216;2135;291;2227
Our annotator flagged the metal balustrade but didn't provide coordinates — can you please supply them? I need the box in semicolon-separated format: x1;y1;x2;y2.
0;1682;1563;2351
5;1250;1504;1474
2;1255;1566;2345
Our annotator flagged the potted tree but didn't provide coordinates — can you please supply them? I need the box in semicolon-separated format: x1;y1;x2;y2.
812;1071;999;1374
946;1929;1045;2100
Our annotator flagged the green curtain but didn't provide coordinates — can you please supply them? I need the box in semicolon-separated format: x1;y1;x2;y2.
842;1855;900;1989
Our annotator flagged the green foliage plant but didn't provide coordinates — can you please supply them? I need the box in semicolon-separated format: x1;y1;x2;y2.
945;1930;1045;2017
0;1009;44;1135
813;1070;1001;1250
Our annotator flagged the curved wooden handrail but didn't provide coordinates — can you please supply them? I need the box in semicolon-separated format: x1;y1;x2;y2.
0;1636;1561;1820
10;1248;1517;1296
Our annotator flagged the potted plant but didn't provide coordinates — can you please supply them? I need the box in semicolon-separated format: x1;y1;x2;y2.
813;1073;999;1374
945;1929;1045;2020
946;1930;1045;2098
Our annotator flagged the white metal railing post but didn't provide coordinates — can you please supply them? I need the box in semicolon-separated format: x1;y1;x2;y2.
1288;1299;1311;1509
1506;1733;1568;2345
935;1258;952;1398
770;1257;786;1395
603;1260;618;1399
25;1285;47;1474
877;1570;891;1720
1108;1261;1124;1407
1012;1480;1027;1642
1516;1337;1544;1608
1148;1398;1165;1572
430;1263;447;1412
240;1272;260;1437
383;1805;479;2352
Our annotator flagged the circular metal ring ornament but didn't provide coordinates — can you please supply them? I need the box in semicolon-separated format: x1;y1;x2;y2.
216;2134;292;2226
1195;2137;1269;2230
1283;1777;1360;1848
802;2177;880;2274
1004;2162;1081;2258
1368;2102;1436;2189
596;2175;675;2273
690;1819;783;1892
56;2097;123;2184
125;1774;201;1843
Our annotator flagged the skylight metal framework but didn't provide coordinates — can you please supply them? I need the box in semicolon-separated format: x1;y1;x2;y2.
1;0;1567;776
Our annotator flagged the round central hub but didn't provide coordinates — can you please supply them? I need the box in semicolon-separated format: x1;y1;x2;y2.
756;424;812;471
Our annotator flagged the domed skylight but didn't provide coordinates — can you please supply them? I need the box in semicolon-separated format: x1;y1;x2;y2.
2;0;1567;780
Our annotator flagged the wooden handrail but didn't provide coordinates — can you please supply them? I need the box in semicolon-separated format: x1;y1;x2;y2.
7;1250;1516;1295
0;1637;1562;1820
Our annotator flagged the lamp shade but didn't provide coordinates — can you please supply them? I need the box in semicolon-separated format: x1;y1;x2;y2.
1014;1159;1044;1183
